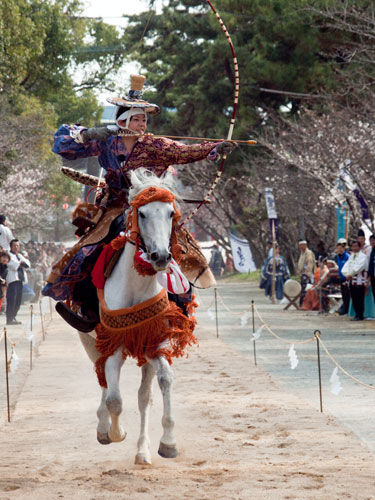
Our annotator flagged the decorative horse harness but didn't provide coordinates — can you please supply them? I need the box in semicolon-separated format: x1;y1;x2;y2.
91;187;198;388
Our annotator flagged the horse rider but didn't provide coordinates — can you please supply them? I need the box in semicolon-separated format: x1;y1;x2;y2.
42;75;236;332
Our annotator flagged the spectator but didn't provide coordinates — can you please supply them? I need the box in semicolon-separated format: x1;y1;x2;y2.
6;239;30;325
342;240;368;321
297;240;316;306
357;229;371;258
265;240;273;258
301;257;330;311
0;215;14;251
335;239;351;315
0;250;10;314
367;234;375;309
209;244;225;277
261;245;290;302
315;240;328;261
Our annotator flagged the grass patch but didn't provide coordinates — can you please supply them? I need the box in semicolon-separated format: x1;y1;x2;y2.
218;270;261;283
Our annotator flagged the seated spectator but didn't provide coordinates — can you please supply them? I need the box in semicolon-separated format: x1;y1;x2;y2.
297;240;316;306
301;257;330;311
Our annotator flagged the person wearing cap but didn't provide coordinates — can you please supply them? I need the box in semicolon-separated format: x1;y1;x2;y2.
52;75;234;205
44;75;236;331
335;239;350;315
261;244;290;302
0;215;15;251
357;228;371;258
297;240;316;306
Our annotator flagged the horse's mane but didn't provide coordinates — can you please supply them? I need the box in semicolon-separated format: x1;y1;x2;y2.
128;168;181;204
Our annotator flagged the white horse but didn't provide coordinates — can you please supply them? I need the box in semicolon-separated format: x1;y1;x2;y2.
78;168;192;465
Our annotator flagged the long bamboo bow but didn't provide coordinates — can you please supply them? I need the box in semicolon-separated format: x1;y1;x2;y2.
180;0;240;226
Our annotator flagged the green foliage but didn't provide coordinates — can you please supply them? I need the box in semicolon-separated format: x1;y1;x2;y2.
220;269;261;283
0;0;125;125
124;0;338;137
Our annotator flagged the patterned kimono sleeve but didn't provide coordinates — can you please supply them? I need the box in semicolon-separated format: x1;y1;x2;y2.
148;137;219;165
52;124;102;160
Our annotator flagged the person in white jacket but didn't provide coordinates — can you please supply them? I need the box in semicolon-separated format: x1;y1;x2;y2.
342;240;368;321
6;239;30;325
0;215;14;251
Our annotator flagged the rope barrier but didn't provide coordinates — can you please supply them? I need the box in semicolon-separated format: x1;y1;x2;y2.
253;304;315;345
206;288;374;393
216;289;251;316
3;332;16;347
317;336;375;390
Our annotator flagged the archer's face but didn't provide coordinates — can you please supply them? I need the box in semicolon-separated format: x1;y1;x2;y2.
128;114;147;134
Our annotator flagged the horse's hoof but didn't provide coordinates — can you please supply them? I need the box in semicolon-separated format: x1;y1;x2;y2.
97;431;112;445
135;453;152;465
158;442;178;459
108;426;126;443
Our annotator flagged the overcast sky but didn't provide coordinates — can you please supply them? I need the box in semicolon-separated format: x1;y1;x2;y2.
80;0;163;103
82;0;162;27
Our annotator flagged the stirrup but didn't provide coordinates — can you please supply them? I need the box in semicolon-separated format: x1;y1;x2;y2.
56;301;99;333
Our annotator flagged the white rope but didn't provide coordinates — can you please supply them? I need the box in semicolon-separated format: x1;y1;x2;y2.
317;336;375;390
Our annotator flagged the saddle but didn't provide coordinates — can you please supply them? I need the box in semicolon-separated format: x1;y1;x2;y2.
47;203;216;290
47;203;124;284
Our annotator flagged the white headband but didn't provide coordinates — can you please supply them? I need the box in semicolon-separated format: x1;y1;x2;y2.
116;108;147;129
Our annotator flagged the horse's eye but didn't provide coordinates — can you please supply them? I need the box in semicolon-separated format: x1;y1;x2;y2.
139;212;146;219
170;211;175;218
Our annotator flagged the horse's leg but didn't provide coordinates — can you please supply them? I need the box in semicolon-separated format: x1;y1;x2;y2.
105;347;127;443
96;388;112;444
78;332;111;444
135;363;155;465
147;356;178;459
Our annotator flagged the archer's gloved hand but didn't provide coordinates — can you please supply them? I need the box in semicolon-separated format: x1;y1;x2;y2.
81;125;119;143
215;141;237;156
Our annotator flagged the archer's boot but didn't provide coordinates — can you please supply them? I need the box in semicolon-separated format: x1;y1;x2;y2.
56;301;99;333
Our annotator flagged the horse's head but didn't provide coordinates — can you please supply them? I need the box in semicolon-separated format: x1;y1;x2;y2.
128;169;181;271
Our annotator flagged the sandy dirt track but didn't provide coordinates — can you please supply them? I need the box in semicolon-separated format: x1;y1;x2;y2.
0;313;374;500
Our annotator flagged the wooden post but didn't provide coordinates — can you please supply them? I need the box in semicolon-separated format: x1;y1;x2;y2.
251;300;257;366
39;298;45;341
271;220;276;304
314;330;323;413
4;328;11;423
214;287;219;338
